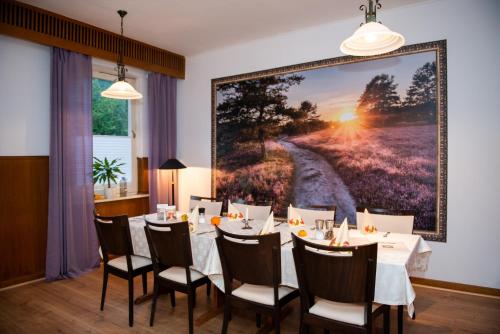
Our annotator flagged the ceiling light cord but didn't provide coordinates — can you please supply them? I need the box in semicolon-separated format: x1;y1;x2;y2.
117;10;127;81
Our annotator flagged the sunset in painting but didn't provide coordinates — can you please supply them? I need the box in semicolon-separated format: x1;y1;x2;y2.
215;51;438;232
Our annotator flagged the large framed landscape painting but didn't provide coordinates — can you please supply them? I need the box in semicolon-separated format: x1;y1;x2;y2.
212;40;447;241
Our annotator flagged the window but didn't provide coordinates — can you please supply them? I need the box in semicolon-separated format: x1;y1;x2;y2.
92;72;137;194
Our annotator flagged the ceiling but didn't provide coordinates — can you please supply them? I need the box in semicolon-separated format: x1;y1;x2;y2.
22;0;428;56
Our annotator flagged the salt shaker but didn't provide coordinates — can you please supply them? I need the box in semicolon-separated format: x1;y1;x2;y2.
198;207;206;224
315;219;325;240
325;219;335;240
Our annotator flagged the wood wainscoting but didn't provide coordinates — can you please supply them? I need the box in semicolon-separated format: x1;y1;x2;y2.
94;195;150;217
0;156;49;288
137;157;149;194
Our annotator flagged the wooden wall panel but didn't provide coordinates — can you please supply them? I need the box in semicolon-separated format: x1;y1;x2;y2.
95;196;149;218
137;157;149;194
0;156;48;288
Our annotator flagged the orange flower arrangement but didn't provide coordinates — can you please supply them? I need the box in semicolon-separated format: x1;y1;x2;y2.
211;216;221;226
228;212;244;220
288;218;304;226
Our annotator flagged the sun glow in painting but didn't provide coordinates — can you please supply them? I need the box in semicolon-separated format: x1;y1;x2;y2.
213;41;447;241
339;111;358;123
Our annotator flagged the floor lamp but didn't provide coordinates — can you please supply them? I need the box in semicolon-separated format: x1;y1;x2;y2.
159;158;187;206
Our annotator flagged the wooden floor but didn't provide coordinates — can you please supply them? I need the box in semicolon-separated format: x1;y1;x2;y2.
0;266;499;333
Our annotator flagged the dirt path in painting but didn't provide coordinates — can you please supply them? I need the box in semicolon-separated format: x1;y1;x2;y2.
278;139;356;223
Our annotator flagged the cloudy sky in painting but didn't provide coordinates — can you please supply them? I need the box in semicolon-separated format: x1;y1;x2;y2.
285;51;436;121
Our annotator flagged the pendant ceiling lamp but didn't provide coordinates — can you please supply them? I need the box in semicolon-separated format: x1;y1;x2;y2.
340;0;405;57
101;10;142;100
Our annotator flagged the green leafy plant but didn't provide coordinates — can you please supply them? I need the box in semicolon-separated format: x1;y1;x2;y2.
93;157;125;188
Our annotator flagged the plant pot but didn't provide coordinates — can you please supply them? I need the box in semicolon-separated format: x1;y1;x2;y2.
104;187;115;199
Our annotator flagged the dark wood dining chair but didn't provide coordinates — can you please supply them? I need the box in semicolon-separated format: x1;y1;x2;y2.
292;234;390;334
190;195;217;201
93;214;153;327
308;204;337;211
215;226;299;334
356;207;416;332
144;220;210;334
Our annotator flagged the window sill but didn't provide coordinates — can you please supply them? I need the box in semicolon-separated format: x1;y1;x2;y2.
94;193;149;204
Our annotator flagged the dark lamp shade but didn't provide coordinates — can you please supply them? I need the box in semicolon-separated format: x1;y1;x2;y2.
159;158;187;170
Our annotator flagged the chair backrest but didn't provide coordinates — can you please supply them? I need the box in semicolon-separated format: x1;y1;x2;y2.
144;221;193;269
233;203;272;221
289;206;336;226
215;226;281;291
356;207;415;234
189;198;223;216
292;234;377;305
190;195;217;202
93;214;133;262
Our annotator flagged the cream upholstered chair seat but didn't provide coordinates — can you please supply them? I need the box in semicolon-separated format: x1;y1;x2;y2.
158;266;205;284
233;203;272;221
356;210;414;234
108;255;152;271
232;283;295;306
288;207;335;226
309;298;382;326
189;199;223;216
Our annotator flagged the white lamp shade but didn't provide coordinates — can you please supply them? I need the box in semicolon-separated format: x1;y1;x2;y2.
100;80;143;100
340;22;405;56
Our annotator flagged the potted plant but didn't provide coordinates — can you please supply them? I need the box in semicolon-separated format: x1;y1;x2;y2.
93;157;125;199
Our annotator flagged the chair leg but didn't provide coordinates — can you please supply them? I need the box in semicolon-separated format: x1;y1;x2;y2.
187;290;194;334
398;305;404;334
221;299;231;334
150;280;159;327
383;306;391;334
170;289;176;307
206;281;211;296
299;315;308;334
128;277;134;327
274;308;280;334
256;313;262;328
191;290;197;308
100;269;108;311
142;272;147;295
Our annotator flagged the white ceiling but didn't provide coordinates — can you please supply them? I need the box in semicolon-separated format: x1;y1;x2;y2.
22;0;428;56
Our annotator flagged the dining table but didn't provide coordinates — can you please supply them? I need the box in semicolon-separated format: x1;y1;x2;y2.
128;214;431;334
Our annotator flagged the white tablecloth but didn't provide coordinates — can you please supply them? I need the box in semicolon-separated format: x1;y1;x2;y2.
128;215;431;317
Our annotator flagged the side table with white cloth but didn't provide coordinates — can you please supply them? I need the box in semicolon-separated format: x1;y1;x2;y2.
128;215;431;334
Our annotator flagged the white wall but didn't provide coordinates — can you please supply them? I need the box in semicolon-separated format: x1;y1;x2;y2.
0;37;149;158
0;36;51;156
177;0;500;289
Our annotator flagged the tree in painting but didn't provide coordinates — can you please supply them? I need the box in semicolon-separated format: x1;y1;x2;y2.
357;74;401;114
217;75;303;159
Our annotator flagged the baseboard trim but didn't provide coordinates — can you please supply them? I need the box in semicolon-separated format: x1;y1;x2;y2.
411;277;500;297
0;275;45;291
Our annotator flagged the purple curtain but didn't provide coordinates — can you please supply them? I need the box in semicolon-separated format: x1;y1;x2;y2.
148;73;177;210
46;48;99;280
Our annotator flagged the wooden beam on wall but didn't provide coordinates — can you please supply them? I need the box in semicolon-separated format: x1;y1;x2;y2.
0;0;185;79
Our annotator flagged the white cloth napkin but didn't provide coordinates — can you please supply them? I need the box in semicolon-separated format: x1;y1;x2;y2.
287;204;304;226
189;205;199;232
361;208;377;234
331;218;350;246
260;212;275;235
227;200;243;220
